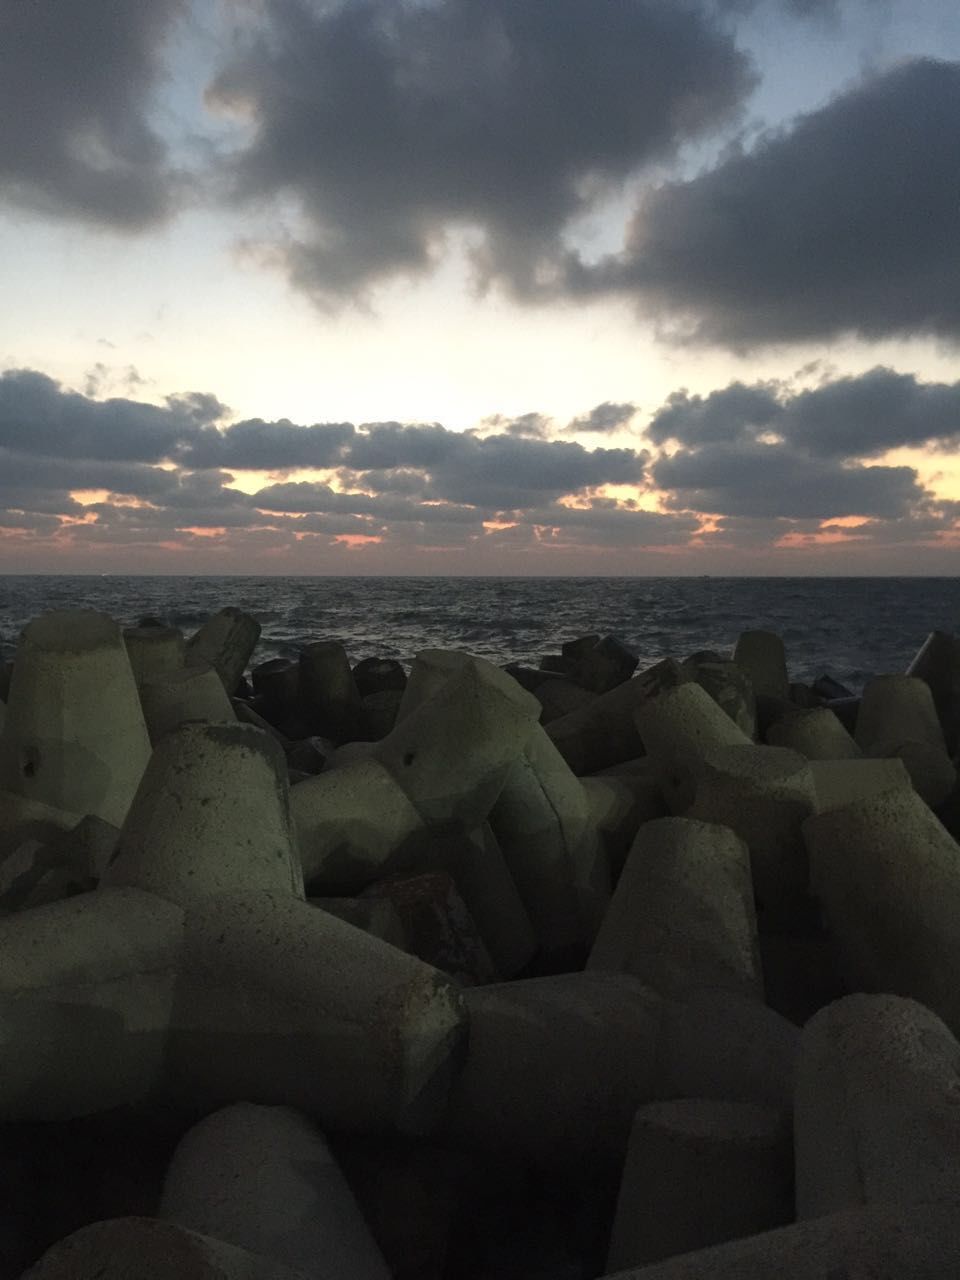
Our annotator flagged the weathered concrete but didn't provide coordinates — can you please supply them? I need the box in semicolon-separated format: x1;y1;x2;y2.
360;870;497;985
795;994;960;1220
443;972;798;1169
103;722;304;907
0;813;117;913
123;625;186;686
766;706;861;760
808;755;912;813
299;641;363;743
0;611;152;828
634;682;752;813
855;674;956;806
290;756;428;892
374;653;540;828
0;887;184;1120
22;1216;312;1279
587;817;761;1001
590;1201;960;1278
803;787;960;1036
581;770;664;881
159;1102;391;1278
164;889;466;1135
185;607;261;695
490;723;608;956
907;629;960;755
138;664;238;745
546;657;688;777
607;1099;792;1271
687;743;817;930
681;652;756;738
352;656;407;699
732;629;790;701
535;676;597;724
308;896;408;950
443;971;663;1170
409;822;538;978
657;986;798;1111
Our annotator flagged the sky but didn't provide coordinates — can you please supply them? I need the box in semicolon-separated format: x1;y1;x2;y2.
1;0;959;575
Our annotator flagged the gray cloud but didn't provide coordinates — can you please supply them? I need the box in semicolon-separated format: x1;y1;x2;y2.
570;58;960;346
210;0;756;302
182;417;356;470
0;0;186;228
2;364;953;567
567;401;638;434
654;442;925;519
648;366;960;457
0;369;201;462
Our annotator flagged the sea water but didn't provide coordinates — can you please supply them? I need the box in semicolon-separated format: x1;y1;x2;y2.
1;575;957;693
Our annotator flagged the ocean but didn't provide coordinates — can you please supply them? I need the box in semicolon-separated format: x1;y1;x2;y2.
1;575;958;694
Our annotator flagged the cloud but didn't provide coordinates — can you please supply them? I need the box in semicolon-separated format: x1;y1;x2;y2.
209;0;756;303
1;363;954;572
648;366;960;457
181;417;356;469
0;0;187;228
0;369;202;462
654;442;925;519
567;401;638;434
569;58;960;346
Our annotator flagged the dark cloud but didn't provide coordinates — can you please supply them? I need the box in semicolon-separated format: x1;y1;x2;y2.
567;401;638;434
210;0;756;302
0;0;186;228
648;367;960;457
181;417;355;470
780;368;960;458
480;413;552;439
648;382;781;446
654;442;925;519
422;434;646;510
570;58;960;346
0;369;201;462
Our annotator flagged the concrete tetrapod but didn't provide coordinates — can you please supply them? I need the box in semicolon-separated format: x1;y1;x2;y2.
546;657;688;776
854;674;956;806
418;823;538;979
372;654;540;828
163;889;466;1136
399;650;605;956
158;1102;391;1279
686;744;817;932
299;640;363;743
766;706;861;760
442;971;798;1172
680;653;756;738
0;611;152;828
290;756;428;892
0;886;184;1120
732;629;790;701
794;994;960;1220
186;606;262;695
587;817;762;1001
802;787;960;1035
807;756;911;813
22;1217;312;1280
606;1099;792;1272
138;664;237;745
102;722;304;907
590;1201;960;1279
489;724;608;958
123;625;186;687
633;682;752;814
907;629;960;755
